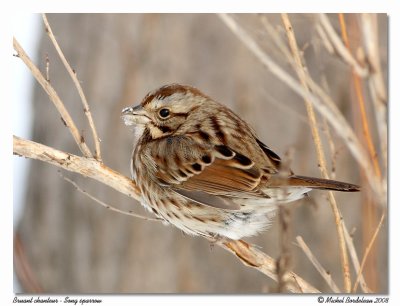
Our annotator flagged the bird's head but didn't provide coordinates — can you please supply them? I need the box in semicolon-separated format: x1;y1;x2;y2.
122;84;209;139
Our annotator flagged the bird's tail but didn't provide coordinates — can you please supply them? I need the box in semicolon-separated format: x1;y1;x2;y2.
269;175;360;192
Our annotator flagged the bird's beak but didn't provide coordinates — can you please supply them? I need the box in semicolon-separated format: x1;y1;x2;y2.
121;105;151;126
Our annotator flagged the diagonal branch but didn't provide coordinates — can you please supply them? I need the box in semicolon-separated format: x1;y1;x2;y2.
343;224;370;292
13;37;93;158
13;135;319;293
296;236;340;293
319;14;369;78
13;135;138;200
42;14;102;161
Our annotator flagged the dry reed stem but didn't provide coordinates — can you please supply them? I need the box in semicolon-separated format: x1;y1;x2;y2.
13;37;93;158
281;13;351;292
218;14;383;204
296;236;340;293
352;211;386;293
262;90;313;126
319;14;369;78
259;16;293;63
316;23;335;55
322;119;338;179
338;13;382;180
42;14;102;161
343;225;370;292
45;53;50;82
13;135;319;293
360;13;388;180
60;173;162;221
276;205;292;292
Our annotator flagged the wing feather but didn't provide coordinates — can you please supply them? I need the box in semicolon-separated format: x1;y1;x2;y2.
148;137;265;209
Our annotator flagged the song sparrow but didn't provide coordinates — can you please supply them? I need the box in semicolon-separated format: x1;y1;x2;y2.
122;84;359;240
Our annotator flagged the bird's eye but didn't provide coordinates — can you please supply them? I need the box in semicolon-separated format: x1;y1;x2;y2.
158;108;170;118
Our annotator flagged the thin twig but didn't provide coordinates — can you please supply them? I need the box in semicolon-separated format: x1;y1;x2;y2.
13;37;93;158
42;14;102;161
45;53;50;82
276;205;292;292
218;14;383;204
281;13;351;292
262;89;314;126
352;211;386;293
13;135;319;293
316;23;335;55
319;14;369;78
259;15;293;64
360;14;387;104
59;172;162;222
319;78;338;179
296;236;340;293
322;119;338;179
343;224;370;293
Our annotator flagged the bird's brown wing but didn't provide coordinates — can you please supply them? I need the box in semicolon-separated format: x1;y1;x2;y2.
149;136;267;210
179;154;263;196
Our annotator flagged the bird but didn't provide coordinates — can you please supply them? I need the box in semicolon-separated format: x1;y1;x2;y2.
121;83;360;240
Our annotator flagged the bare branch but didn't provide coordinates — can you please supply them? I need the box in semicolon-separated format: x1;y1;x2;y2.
42;14;102;161
13;135;138;200
343;225;370;293
13;37;93;158
322;119;338;179
296;236;340;293
220;239;319;293
276;205;293;292
316;23;335;55
45;53;50;82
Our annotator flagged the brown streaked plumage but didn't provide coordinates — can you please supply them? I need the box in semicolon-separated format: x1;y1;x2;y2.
122;84;360;239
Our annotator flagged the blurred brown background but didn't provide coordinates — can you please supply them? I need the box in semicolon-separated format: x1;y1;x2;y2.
14;14;387;293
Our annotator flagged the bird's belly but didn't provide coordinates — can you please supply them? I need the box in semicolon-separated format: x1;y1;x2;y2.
136;179;309;240
137;188;277;240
